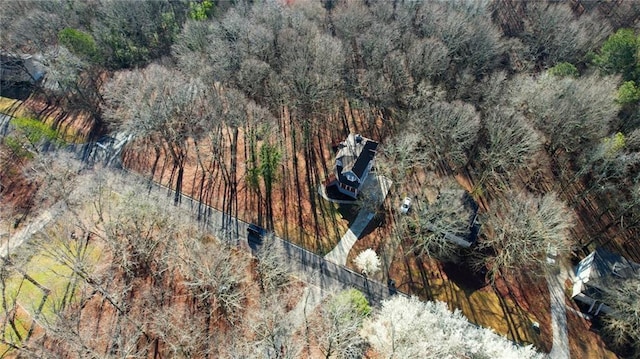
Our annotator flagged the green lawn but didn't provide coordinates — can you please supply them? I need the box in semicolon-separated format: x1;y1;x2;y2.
0;237;102;352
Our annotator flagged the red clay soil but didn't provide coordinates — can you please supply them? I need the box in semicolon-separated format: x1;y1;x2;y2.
20;97;94;141
385;240;550;347
451;155;624;357
22;237;310;358
119;101;623;357
494;271;553;352
0;146;37;223
563;278;619;359
1;96;94;224
123;101;394;255
6;93;624;357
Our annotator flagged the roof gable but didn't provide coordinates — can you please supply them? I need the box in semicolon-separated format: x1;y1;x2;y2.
577;248;640;284
335;134;378;188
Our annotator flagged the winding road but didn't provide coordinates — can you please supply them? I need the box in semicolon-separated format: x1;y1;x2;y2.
0;131;571;356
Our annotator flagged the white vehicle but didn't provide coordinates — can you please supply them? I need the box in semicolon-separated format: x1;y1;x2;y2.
399;197;412;214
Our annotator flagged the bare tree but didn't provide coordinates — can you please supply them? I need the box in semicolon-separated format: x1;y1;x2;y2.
0;0;90;54
91;0;185;69
400;186;472;262
509;73;619;157
310;289;370;359
149;306;210;358
408;100;481;173
102;64;213;202
178;235;249;325
518;3;611;67
100;187;179;281
43;46;104;124
378;132;431;185
277;21;345;116
414;1;505;81
254;234;291;294
477;108;543;190
478;191;575;277
407;37;450;85
0;249;34;354
599;274;640;358
363;296;543;358
26;152;84;208
245;293;302;359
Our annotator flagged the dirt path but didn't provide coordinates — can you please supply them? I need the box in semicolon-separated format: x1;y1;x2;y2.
547;264;571;359
0;201;66;258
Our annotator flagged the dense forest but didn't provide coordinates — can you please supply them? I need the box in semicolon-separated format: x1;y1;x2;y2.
1;0;639;358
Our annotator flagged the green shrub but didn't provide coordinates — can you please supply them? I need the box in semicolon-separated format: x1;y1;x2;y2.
332;289;371;317
189;0;215;20
58;28;100;62
548;62;579;78
616;81;640;105
10;117;65;146
594;28;639;81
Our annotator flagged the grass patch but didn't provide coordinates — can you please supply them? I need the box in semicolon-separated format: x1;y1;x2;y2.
9;117;67;146
2;136;34;159
0;97;34;119
0;239;102;353
0;96;84;143
430;276;536;342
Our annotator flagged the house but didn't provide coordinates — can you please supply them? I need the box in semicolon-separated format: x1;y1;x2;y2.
333;134;378;199
1;52;46;99
571;247;640;315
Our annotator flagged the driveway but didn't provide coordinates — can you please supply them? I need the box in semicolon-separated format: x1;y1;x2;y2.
324;210;374;266
324;173;392;266
547;265;571;359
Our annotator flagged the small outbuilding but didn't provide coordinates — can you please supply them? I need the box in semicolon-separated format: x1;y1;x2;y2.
1;52;46;99
572;247;640;315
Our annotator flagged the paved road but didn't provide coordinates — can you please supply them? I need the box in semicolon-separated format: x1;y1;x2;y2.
142;178;399;306
0;113;11;137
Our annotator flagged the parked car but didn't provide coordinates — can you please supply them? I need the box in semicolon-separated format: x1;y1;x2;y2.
247;224;266;245
399;197;411;214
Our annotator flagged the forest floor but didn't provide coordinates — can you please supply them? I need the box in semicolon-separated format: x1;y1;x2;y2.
0;97;621;358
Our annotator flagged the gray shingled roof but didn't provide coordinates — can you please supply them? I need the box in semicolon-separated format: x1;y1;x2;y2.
335;134;378;189
577;247;640;284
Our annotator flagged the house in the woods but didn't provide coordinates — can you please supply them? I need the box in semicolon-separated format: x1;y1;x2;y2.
0;52;46;99
328;133;378;199
572;247;640;315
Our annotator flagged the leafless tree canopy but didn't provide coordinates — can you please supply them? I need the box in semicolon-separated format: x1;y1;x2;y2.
3;0;640;356
479;192;575;277
599;275;640;357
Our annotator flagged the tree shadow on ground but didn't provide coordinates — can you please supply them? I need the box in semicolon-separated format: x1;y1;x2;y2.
336;203;359;225
359;212;386;238
441;261;488;294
